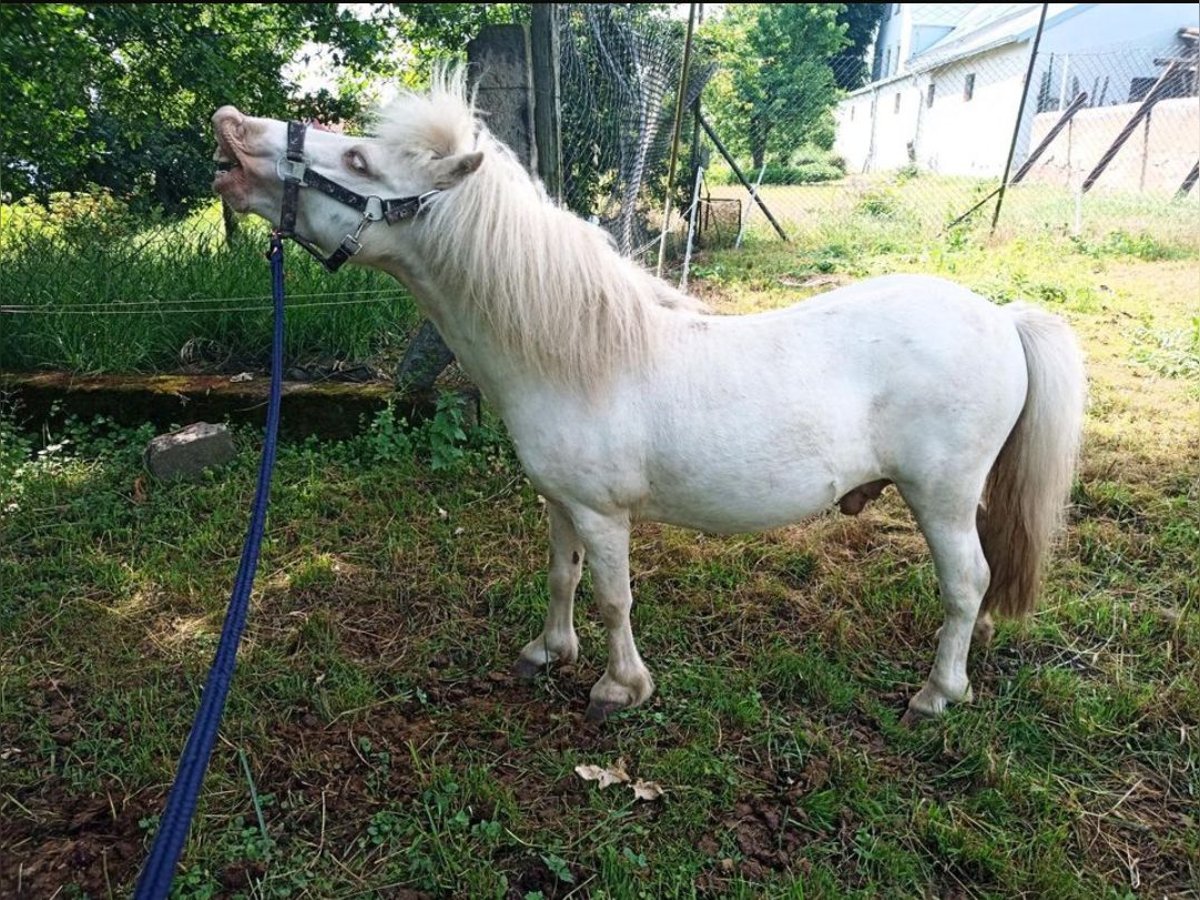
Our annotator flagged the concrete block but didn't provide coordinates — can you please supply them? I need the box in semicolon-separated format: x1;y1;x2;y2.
145;422;236;481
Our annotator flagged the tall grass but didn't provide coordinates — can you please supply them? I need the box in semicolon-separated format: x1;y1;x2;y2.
717;172;1200;255
1;194;420;374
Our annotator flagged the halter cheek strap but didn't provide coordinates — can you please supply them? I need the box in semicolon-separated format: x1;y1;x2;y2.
276;120;440;272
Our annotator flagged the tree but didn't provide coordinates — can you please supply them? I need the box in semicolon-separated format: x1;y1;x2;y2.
700;4;873;170
0;4;515;213
831;4;888;90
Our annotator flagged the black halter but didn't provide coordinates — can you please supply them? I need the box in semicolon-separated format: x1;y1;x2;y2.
276;120;439;272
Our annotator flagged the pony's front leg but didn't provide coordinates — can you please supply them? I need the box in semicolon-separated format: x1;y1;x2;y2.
902;513;990;725
570;509;654;722
515;502;582;676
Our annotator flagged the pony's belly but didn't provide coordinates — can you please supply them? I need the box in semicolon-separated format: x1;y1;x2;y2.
638;474;840;534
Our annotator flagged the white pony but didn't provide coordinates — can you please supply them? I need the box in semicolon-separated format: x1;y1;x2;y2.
212;69;1086;724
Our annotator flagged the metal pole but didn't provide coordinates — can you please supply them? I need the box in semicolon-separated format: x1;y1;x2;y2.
735;162;768;249
991;1;1049;233
657;3;697;277
680;165;705;291
700;114;789;241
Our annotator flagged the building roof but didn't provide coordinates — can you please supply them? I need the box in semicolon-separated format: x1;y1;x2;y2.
911;3;1089;71
907;4;976;28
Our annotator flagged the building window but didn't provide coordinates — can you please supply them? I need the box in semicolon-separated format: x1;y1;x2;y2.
964;73;976;101
885;48;892;77
1037;67;1057;112
1129;77;1156;102
894;92;902;113
927;82;936;107
893;3;901;14
850;105;855;121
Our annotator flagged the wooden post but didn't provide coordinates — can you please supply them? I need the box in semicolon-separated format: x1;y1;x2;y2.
1011;90;1089;183
467;24;536;169
531;5;563;204
1176;161;1199;198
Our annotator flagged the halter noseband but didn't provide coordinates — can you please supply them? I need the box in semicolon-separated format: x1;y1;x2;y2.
276;120;439;272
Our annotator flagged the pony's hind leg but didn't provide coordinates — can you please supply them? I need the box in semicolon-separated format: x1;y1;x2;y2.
515;502;582;677
901;491;991;725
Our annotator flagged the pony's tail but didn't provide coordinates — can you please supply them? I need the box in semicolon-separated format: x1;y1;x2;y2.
979;303;1086;618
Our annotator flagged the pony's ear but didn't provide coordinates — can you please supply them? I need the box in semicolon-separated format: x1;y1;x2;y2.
431;151;483;188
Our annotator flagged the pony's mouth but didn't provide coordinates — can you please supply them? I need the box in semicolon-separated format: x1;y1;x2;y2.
212;128;248;198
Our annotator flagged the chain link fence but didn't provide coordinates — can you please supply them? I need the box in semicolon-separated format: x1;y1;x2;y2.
556;3;1199;257
557;5;695;263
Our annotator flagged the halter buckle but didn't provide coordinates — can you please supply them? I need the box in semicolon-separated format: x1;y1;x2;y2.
276;157;307;182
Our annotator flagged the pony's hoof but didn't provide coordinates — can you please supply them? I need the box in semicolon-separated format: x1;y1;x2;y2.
512;657;545;680
584;699;626;723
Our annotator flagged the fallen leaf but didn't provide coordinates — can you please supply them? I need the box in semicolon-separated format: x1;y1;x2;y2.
632;779;664;801
574;759;630;789
132;476;147;504
230;372;254;383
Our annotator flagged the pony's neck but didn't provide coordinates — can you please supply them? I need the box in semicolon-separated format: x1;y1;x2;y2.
381;134;695;401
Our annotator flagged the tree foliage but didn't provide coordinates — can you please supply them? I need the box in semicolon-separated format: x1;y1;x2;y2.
0;3;515;213
832;4;888;91
700;4;884;170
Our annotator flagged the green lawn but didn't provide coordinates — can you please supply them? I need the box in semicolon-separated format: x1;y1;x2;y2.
1;225;1197;897
0;198;419;375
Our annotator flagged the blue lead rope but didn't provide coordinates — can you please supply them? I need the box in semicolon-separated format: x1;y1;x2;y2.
134;233;287;899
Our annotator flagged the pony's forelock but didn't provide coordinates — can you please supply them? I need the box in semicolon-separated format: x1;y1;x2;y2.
373;66;477;158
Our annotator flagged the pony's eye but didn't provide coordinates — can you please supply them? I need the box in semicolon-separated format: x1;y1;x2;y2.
345;149;369;174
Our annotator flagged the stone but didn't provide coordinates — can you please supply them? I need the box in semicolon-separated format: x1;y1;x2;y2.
144;422;236;481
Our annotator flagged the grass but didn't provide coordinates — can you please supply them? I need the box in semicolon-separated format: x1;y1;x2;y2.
709;172;1200;254
2;222;1199;897
0;196;420;375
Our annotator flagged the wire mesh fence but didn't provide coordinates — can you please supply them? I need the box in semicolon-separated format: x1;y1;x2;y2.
557;4;693;263
556;3;1199;257
3;4;1198;376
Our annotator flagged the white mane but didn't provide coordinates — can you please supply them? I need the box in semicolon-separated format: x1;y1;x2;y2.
374;67;703;388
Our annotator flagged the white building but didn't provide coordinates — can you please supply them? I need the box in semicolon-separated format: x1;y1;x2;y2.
835;3;1199;182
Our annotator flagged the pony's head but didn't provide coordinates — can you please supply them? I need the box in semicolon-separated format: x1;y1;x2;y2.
212;69;483;266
